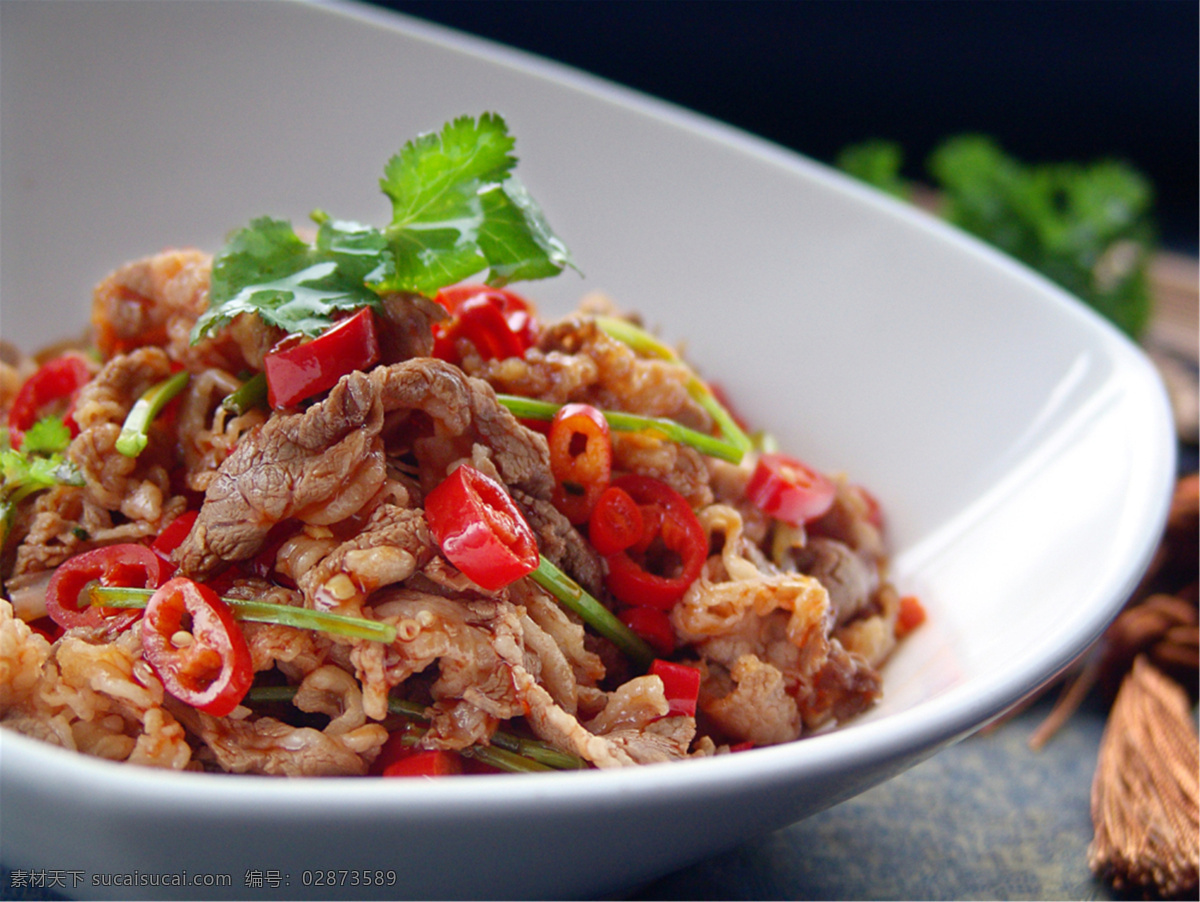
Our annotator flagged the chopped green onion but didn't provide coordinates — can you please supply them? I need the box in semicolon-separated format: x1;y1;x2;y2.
460;743;556;773
244;687;584;773
88;585;397;643
594;316;753;455
498;395;743;465
487;728;588;770
243;685;299;705
529;557;656;669
221;372;269;415
383;695;585;771
115;370;190;458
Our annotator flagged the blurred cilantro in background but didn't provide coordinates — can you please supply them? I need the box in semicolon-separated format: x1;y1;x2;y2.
837;135;1157;339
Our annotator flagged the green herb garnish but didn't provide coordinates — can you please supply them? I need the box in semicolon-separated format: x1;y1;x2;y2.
88;585;398;644
0;417;84;551
836;134;1157;338
116;370;190;458
192;113;575;343
498;394;744;465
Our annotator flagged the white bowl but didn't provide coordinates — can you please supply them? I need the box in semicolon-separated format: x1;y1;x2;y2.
0;2;1176;899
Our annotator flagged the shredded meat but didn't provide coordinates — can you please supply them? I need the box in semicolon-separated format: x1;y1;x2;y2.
176;369;387;577
673;503;883;743
91;249;246;372
176;358;593;587
171;703;386;776
1;605;192;769
791;537;877;625
4;259;915;777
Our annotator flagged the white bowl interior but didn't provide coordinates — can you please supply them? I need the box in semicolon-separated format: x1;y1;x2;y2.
0;2;1176;899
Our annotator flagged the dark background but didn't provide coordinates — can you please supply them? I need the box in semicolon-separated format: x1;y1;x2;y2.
369;0;1198;254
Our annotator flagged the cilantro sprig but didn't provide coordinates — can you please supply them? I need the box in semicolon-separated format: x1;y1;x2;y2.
193;113;575;342
836;135;1157;338
1;416;85;551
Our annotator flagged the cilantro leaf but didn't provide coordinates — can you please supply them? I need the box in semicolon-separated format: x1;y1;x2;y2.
195;216;384;339
0;426;85;549
838;133;1157;339
191;113;574;343
20;416;73;455
929;135;1155;338
377;112;574;295
835;140;911;200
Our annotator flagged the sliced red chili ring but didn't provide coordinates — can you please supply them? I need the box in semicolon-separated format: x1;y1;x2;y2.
602;475;707;611
431;284;538;364
424;465;540;592
45;543;169;631
745;452;836;527
588;486;644;556
548;403;612;525
140;576;253;717
7;354;92;449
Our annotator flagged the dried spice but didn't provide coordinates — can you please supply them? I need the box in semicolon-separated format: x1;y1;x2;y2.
1030;473;1198;898
1089;657;1198;899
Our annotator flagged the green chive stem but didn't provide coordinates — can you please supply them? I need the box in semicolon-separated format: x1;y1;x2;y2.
88;585;397;644
116;370;190;458
595;316;753;455
383;695;586;771
460;743;556;773
221;372;269;416
497;395;743;465
529;557;656;669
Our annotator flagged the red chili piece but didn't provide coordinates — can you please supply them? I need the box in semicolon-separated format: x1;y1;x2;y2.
745;453;836;526
140;576;253;717
431;284;538;364
589;486;644;556
371;727;465;777
383;749;463;778
45;543;169;631
263;307;380;409
424;465;540;592
7;355;92;449
602;475;708;611
618;605;675;657
895;595;927;638
649;659;702;717
150;510;200;574
548;403;612;525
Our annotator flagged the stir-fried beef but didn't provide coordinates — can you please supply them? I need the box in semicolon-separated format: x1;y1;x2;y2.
176;369;386;578
176;357;597;590
4;249;916;776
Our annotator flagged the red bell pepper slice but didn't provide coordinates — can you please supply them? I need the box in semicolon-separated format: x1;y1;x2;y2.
618;605;675;657
431;284;538;364
7;354;92;449
649;659;701;717
602;475;707;611
424;465;540;592
263;306;380;409
588;486;644;556
745;452;836;526
45;543;169;631
548;403;612;525
140;576;253;717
